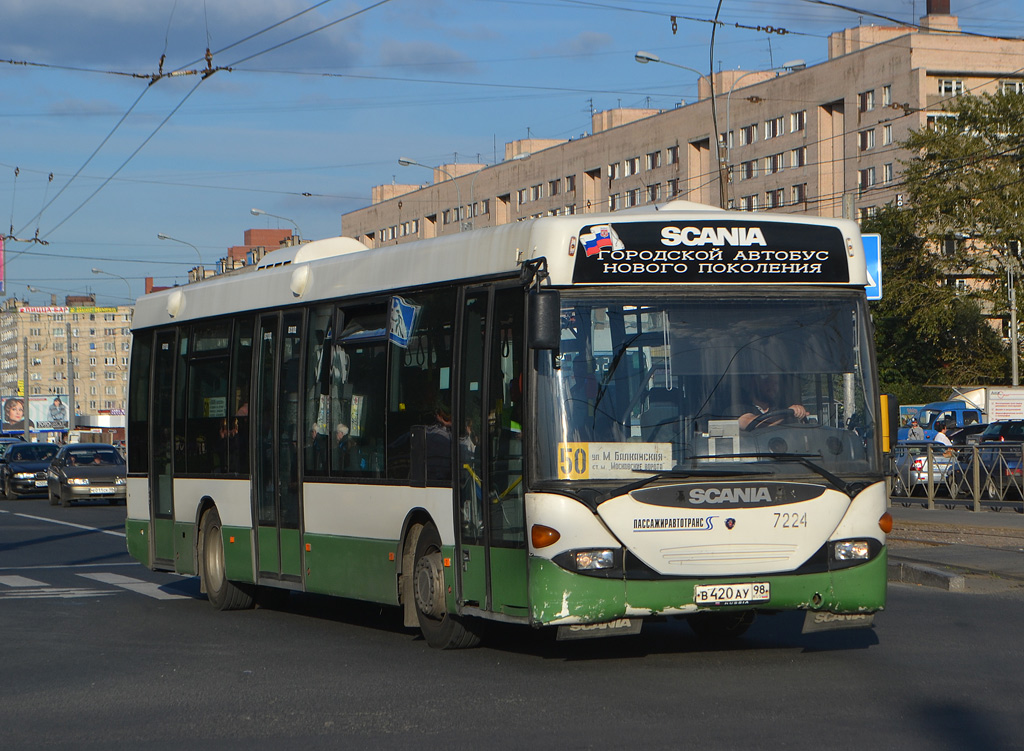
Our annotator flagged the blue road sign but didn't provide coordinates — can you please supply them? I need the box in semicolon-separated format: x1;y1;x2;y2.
863;233;882;301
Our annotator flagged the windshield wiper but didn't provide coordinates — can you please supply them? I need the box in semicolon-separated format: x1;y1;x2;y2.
688;452;854;497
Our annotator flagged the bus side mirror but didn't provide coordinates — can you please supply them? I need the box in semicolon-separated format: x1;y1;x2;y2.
528;289;561;350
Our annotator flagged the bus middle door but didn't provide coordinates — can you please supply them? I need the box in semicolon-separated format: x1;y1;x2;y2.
253;311;304;584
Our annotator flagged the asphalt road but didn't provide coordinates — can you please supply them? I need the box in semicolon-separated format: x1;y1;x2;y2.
2;498;1023;750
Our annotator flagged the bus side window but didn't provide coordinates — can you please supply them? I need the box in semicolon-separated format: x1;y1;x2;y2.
304;305;334;477
384;288;457;484
331;305;387;479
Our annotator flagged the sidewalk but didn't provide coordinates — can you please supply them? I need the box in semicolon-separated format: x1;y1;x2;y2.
886;504;1024;592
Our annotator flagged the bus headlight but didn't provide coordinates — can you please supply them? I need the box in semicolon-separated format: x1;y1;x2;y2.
834;540;870;560
575;549;615;570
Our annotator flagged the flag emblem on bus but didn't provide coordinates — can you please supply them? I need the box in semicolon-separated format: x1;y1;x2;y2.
581;225;614;256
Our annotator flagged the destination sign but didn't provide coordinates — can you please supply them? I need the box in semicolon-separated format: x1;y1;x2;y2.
572;221;850;284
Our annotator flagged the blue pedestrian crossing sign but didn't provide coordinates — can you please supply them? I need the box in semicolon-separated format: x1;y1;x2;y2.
389;296;420;348
863;233;882;301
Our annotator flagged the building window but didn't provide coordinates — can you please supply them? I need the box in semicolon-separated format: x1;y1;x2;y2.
882;124;893;145
739;124;756;146
765;153;784;175
667;178;680;197
608;162;621;180
740;160;758;181
938;79;965;96
790;110;807;132
792;183;807;204
530;184;543;201
790;146;807;168
926;113;956;129
609;193;621;211
765;189;785;209
647;183;661;202
859;129;875;151
882;84;892;106
858;206;878;221
739;195;758;212
646;151;662;170
624;157;640;177
667;145;679;165
764;116;784;139
516;188;527;205
1001;80;1024;94
623;188;639;207
858;167;876;195
883;163;894;184
858;89;875;112
549;179;561;197
565;174;576;192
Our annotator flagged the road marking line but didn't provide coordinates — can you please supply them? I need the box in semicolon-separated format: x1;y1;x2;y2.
0;587;119;599
0;575;47;587
78;572;193;600
0;510;126;538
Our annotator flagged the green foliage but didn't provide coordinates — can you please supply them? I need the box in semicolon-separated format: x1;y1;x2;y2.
864;206;1008;404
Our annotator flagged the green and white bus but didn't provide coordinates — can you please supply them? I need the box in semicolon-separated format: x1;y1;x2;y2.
126;201;889;647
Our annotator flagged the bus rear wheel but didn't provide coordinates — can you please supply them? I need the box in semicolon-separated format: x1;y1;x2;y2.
200;508;254;611
412;523;480;649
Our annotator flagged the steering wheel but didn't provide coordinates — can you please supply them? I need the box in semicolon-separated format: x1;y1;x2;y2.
745;408;796;431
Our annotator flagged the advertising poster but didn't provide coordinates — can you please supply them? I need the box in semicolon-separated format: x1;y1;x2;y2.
2;395;69;433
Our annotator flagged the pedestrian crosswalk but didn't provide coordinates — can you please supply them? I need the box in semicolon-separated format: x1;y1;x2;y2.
0;572;196;600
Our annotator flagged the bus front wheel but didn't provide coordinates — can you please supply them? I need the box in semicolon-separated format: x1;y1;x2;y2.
412;523;480;649
200;508;254;611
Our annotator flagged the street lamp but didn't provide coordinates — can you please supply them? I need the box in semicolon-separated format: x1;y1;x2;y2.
398;158;466;232
635;51;728;207
91;268;132;304
157;233;203;266
250;208;303;242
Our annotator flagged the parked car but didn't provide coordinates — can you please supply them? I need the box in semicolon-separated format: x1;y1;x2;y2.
1;442;60;499
46;443;126;507
976;420;1024;443
951;428;1024;501
892;441;955;497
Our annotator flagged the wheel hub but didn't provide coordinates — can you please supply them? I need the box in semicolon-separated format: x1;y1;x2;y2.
413;551;444;618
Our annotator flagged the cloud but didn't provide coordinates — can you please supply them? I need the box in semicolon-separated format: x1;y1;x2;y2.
376;39;478;75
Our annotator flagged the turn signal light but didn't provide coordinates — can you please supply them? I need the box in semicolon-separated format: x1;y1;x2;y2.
878;512;893;534
531;524;561;548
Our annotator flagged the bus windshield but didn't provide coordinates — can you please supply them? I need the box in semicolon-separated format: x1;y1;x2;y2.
534;292;879;483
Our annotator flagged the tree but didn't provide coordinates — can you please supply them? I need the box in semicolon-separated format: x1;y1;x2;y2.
901;91;1024;314
863;207;1007;406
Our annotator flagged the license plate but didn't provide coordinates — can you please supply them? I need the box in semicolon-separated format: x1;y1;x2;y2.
34;480;48;487
694;582;770;606
92;487;115;494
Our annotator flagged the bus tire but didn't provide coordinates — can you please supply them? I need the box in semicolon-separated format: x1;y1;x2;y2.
687;610;755;640
200;508;254;611
412;523;480;649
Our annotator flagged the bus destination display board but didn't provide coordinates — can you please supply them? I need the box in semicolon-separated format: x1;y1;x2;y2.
573;221;850;284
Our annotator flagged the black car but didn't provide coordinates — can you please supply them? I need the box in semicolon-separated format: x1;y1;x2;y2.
1;442;60;499
976;420;1024;443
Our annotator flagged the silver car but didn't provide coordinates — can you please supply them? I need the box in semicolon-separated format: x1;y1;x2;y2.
892;441;955;497
46;443;126;506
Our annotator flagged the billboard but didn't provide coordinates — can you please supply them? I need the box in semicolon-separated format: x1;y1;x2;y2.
2;395;69;434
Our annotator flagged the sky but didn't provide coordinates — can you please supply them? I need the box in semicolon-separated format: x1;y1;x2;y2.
1;0;1020;305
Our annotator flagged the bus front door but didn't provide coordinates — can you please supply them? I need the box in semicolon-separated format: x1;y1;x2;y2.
457;287;528;619
252;312;304;584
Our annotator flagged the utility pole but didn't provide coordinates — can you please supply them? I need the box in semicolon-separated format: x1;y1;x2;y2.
65;322;76;433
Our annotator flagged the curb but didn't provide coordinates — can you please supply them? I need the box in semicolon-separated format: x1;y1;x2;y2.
888;560;965;591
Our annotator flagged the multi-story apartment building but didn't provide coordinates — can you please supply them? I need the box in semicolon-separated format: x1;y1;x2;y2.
0;295;132;428
340;2;1024;244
